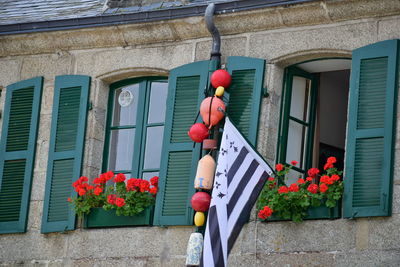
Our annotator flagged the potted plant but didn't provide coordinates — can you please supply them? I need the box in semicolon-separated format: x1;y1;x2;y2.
257;157;343;222
68;171;158;228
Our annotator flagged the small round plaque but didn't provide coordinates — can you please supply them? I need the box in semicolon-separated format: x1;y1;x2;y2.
118;89;133;107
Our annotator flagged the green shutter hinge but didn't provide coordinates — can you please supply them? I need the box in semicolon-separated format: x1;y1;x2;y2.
263;87;269;98
88;101;93;111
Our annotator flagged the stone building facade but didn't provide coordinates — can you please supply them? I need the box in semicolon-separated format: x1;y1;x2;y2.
0;0;400;266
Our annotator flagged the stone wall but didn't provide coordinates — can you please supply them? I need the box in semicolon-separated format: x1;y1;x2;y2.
0;0;400;266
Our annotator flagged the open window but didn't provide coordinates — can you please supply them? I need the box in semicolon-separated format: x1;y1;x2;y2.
277;39;399;219
278;59;351;185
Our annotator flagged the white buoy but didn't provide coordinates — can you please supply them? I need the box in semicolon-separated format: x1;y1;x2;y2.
185;232;204;266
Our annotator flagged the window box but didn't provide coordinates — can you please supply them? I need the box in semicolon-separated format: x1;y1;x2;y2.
84;207;153;228
266;200;341;222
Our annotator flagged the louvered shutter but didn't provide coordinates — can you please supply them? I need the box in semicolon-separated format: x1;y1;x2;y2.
0;77;43;234
226;56;266;146
41;75;90;233
344;40;399;218
154;60;217;226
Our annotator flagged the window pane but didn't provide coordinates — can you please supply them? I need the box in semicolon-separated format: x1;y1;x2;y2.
109;129;135;171
112;84;139;126
142;171;159;181
290;76;311;122
286;120;308;170
148;82;168;124
143;126;164;169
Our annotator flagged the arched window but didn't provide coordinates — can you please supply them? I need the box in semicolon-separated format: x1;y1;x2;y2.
103;77;168;180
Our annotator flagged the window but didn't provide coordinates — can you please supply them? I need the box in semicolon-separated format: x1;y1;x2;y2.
277;39;399;218
103;77;168;181
277;60;350;184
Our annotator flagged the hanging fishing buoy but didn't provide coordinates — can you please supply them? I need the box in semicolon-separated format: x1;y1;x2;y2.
215;86;225;97
185;233;204;266
211;69;231;89
191;192;211;212
194;211;205;227
200;96;225;127
188;123;209;143
194;155;216;190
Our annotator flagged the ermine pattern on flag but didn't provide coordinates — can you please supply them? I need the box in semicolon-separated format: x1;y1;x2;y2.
201;117;273;267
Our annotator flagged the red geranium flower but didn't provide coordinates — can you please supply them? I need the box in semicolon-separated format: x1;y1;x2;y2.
78;188;86;196
319;183;328;193
79;176;88;182
140;180;150;192
150;176;159;186
306;176;313;182
276;163;284;172
258;206;273;220
150;187;158;195
327;157;337;164
278;186;289;194
307;184;318;194
320;175;333;185
114;173;126;183
291;160;298;166
331;174;340;182
107;194;116;205
324;162;333;170
67;197;72;202
297;178;305;184
289;183;299;192
268;177;275;182
115;198;126;207
307;168;320;177
94;186;103;196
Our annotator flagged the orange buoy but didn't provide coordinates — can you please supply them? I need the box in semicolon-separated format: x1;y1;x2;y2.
194;155;216;190
200;96;225;127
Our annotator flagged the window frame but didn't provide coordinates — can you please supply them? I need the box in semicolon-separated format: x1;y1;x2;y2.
277;66;319;176
102;76;168;179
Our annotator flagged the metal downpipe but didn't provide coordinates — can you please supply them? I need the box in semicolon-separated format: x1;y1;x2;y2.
205;3;221;62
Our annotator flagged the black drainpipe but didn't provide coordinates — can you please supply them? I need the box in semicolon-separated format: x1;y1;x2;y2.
205;3;221;62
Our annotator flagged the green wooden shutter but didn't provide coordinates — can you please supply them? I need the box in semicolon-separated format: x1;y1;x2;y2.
344;40;399;218
0;77;43;234
226;56;266;146
154;60;217;226
41;75;90;233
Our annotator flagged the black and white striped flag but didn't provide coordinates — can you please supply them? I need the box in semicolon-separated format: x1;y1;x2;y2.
201;117;273;267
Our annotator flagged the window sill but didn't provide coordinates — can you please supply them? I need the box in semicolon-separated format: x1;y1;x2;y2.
84;207;153;228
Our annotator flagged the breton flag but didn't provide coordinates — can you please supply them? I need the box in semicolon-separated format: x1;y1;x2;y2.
201;117;273;267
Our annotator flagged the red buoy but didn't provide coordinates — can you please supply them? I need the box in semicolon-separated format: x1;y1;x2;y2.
191;192;211;212
188;123;209;143
211;69;231;89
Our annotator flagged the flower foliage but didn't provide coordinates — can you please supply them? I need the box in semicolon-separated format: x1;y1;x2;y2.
69;171;158;217
257;157;343;222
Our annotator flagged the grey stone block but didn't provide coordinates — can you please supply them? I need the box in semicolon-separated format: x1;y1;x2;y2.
30;171;46;201
248;21;377;62
334;249;400;267
378;17;400;42
0;233;68;261
74;44;193;78
256;251;335;267
0;59;21;87
368;214;400;250
195;37;247;63
256;219;356;253
20;53;72;80
67;227;164;258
